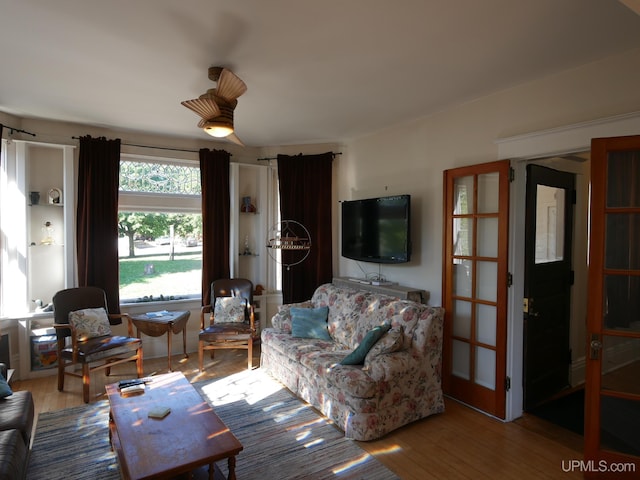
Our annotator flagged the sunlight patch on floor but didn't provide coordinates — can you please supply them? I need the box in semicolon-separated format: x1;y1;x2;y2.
332;452;373;474
198;369;283;406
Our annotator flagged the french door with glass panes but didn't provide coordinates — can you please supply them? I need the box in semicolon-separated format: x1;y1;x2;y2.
443;160;510;418
585;135;640;477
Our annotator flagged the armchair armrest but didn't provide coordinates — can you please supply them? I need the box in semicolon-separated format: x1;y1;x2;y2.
108;312;135;337
53;323;80;362
200;305;213;330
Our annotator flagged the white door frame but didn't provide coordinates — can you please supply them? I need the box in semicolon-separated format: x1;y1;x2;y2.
496;111;640;421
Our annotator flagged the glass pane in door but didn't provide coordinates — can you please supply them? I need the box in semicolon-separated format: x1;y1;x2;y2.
475;347;496;390
602;275;640;332
605;213;640;270
599;336;640;455
452;300;472;339
477;172;499;213
454;176;474;214
535;185;565;264
453;217;473;256
477;217;498;257
606;151;640;207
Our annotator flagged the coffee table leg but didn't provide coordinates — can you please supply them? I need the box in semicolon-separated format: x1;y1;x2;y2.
227;456;237;480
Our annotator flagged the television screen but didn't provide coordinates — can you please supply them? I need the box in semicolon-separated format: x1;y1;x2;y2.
341;194;411;264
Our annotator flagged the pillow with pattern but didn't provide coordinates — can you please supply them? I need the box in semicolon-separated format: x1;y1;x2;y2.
364;326;404;363
69;307;112;341
214;296;246;323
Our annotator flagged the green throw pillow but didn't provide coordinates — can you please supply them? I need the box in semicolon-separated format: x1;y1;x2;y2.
0;376;12;398
341;323;392;365
291;306;332;341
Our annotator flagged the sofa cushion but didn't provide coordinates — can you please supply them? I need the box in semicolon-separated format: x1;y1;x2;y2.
69;307;112;340
299;351;378;398
341;323;391;365
291;307;331;340
262;330;335;362
0;390;34;445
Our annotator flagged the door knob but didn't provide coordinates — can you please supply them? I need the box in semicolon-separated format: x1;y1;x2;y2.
590;334;602;360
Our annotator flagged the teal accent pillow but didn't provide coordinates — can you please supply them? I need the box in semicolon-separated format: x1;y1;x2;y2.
291;307;331;341
0;376;12;398
341;323;392;365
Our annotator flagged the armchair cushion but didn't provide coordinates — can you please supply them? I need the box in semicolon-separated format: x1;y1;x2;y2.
340;323;391;365
69;307;111;340
214;297;246;323
291;307;331;341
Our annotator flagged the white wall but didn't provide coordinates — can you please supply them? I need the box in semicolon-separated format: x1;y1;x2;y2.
338;46;640;306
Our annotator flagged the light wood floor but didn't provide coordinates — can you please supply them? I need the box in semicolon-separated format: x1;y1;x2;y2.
14;347;584;479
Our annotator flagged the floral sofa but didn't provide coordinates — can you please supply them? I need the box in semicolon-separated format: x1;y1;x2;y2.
260;282;445;441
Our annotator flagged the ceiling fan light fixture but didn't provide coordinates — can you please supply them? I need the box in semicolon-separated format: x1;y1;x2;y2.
203;119;234;137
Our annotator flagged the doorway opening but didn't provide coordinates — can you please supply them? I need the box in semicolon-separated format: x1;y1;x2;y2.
521;153;589;417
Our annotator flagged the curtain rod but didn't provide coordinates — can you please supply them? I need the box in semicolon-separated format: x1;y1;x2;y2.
70;137;238;155
1;124;36;137
257;152;342;161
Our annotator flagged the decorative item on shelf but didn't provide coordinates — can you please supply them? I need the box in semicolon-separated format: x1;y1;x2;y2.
242;235;253;255
266;220;311;270
254;284;264;296
29;191;40;205
47;188;62;205
41;221;54;245
240;196;256;213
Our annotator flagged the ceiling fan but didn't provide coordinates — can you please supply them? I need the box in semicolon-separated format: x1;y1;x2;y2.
181;66;247;146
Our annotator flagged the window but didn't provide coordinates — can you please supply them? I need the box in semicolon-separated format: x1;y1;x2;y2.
118;155;202;303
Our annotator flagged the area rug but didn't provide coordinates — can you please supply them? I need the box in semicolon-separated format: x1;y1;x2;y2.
27;369;400;479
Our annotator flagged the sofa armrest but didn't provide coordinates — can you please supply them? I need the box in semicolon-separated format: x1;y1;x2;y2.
270;301;313;333
364;349;415;381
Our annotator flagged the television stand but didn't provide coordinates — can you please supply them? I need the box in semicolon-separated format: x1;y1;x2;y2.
333;277;429;304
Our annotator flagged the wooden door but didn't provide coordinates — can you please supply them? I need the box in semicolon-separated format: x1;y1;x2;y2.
585;135;640;478
442;160;510;418
523;164;575;410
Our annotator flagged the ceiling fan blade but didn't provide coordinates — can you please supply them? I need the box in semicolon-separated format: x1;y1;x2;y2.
226;131;245;146
181;97;220;120
216;68;247;101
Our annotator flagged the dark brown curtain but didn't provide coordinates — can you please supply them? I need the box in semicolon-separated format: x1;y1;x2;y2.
77;136;122;316
277;152;333;303
200;148;231;307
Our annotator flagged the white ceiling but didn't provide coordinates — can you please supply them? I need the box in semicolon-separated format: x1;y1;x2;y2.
2;0;640;147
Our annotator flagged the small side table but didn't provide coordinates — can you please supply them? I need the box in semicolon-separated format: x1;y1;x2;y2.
131;310;190;371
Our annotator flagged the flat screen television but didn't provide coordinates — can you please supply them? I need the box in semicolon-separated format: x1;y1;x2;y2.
341;194;411;264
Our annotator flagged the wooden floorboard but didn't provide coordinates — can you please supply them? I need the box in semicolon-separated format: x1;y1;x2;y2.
14;347;584;479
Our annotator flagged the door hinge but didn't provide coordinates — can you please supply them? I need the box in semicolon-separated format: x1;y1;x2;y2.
509;167;515;182
505;376;511;391
569;270;575;286
507;272;513;287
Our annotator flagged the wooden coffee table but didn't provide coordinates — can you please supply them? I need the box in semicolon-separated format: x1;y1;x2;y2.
106;371;242;480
